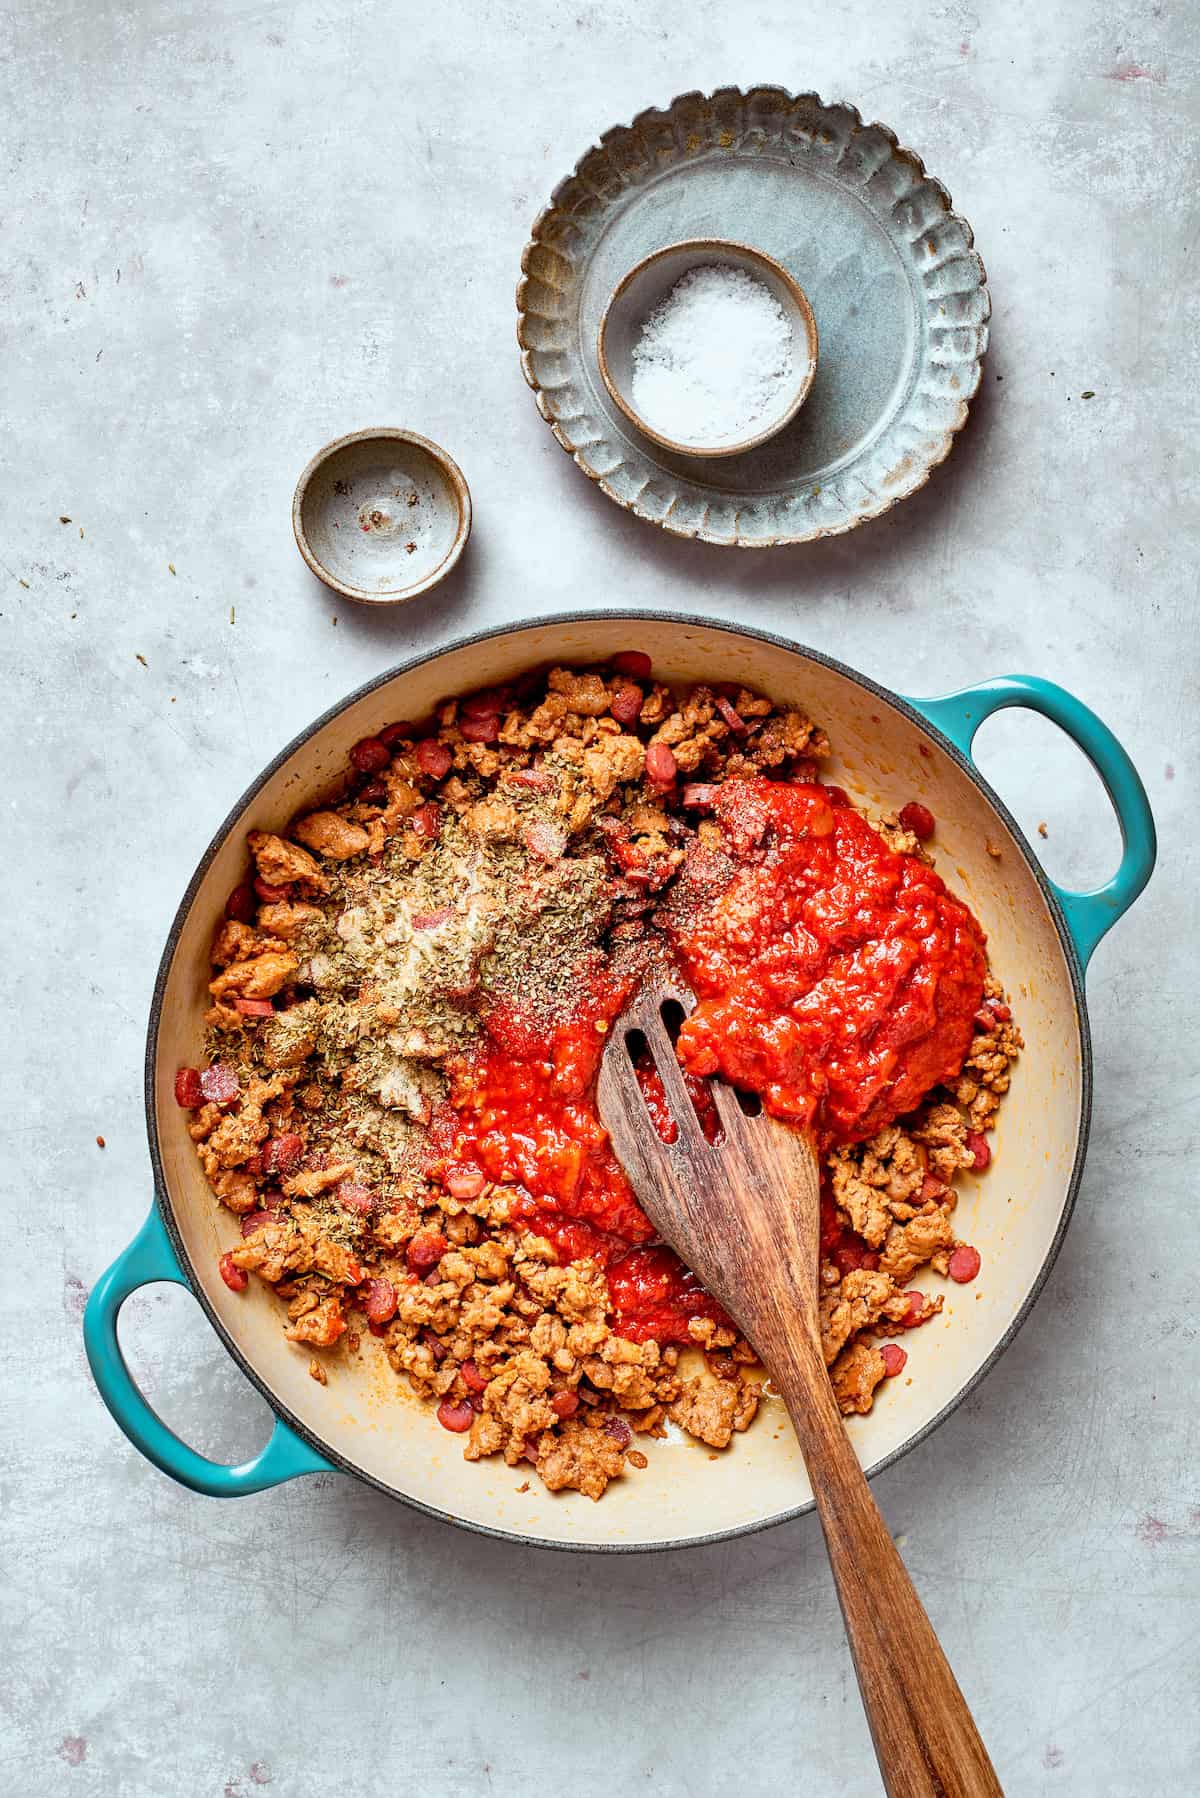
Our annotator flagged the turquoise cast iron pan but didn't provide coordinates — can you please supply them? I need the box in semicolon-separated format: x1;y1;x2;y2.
85;613;1155;1551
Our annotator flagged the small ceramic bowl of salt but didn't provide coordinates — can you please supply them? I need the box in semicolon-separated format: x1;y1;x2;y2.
598;240;818;459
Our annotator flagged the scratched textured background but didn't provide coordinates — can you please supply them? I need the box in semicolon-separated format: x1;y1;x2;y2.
3;0;1197;1792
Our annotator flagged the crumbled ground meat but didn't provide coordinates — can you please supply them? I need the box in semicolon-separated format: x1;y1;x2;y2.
648;688;728;773
582;1336;665;1408
686;1316;738;1351
178;661;1020;1494
830;1340;888;1414
828;1125;926;1245
203;1105;270;1170
247;831;327;891
209;950;299;1002
820;1270;905;1363
283;1294;345;1347
292;810;371;861
535;1416;629;1500
668;1374;759;1447
947;1002;1023;1130
211;920;279;967
912;1102;976;1183
878;1208;958;1284
281;1162;355;1199
255;900;325;943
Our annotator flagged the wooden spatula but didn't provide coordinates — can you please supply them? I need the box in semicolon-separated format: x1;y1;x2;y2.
597;970;1003;1798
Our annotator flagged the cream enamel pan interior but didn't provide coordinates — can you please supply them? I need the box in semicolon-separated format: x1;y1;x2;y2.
141;614;1121;1550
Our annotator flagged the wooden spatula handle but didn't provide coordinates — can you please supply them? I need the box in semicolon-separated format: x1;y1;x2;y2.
776;1336;1003;1798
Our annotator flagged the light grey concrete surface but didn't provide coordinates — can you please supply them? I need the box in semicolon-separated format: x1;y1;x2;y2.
3;2;1197;1793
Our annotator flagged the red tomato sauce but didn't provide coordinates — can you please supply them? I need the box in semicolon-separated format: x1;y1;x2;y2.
668;781;987;1147
436;985;735;1344
604;1244;730;1346
631;1048;723;1147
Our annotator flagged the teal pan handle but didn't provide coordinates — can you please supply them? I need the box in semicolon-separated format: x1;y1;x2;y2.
908;675;1156;970
84;1206;333;1496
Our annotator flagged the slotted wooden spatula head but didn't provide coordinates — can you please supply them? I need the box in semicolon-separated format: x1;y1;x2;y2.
596;968;823;1353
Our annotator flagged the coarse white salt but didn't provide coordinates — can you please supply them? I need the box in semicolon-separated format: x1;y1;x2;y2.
629;263;800;447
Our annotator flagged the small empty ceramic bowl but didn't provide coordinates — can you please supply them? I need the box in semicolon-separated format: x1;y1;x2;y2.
293;428;471;605
598;239;819;459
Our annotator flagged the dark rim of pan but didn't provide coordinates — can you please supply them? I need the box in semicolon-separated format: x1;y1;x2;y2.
143;609;1092;1554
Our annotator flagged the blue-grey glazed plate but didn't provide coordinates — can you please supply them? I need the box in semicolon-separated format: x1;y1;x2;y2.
517;87;990;547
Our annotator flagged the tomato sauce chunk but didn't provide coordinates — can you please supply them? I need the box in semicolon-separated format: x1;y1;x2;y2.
606;1245;732;1346
439;983;724;1346
667;781;987;1146
446;994;654;1250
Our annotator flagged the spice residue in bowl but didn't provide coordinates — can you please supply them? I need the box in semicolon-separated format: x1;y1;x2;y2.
630;264;799;448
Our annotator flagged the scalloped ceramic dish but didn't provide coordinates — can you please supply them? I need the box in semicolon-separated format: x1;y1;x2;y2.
518;87;990;547
85;615;1154;1552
